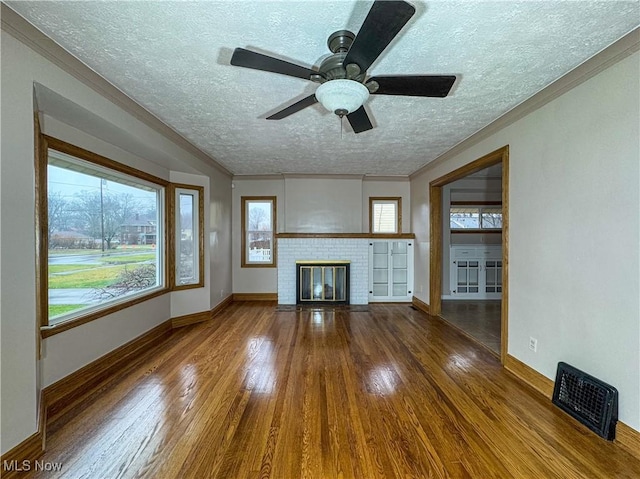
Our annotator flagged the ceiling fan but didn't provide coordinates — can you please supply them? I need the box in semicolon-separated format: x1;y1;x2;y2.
230;0;456;133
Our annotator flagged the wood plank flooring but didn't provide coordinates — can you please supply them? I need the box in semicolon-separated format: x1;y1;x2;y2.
440;300;501;354
27;303;640;478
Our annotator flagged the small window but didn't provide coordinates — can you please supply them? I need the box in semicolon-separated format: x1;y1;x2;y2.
173;185;204;288
241;196;276;267
370;197;401;234
450;205;502;230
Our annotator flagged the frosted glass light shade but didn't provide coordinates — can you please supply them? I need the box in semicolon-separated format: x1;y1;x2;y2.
315;79;369;115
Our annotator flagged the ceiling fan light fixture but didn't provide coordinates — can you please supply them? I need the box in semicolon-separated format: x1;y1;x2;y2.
315;79;369;116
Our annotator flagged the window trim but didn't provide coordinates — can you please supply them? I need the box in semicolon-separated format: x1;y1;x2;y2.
38;135;170;338
449;201;503;232
170;183;205;290
369;197;402;235
241;196;277;268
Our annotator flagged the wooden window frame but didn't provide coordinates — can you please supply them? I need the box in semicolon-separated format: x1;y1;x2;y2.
369;197;402;235
170;184;205;290
450;202;503;233
37;135;170;338
241;196;277;268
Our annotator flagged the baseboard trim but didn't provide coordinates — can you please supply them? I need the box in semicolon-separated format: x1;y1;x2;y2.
232;293;278;301
171;310;210;328
504;354;554;398
616;422;640;461
411;296;430;315
172;294;235;328
211;294;234;318
0;431;44;478
43;319;172;425
6;298;239;467
504;354;640;460
1;396;46;478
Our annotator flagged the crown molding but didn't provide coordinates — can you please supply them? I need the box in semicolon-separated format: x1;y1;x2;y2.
232;174;285;181
231;174;411;182
282;173;365;180
410;27;640;180
1;3;232;177
363;175;410;182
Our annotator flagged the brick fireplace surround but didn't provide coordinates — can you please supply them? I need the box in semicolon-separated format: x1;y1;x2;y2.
277;235;369;305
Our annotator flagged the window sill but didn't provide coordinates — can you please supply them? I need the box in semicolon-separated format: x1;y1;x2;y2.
241;263;277;268
276;232;415;239
450;229;502;234
41;287;168;338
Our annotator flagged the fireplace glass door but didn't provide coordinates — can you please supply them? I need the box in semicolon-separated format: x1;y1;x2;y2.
298;264;348;303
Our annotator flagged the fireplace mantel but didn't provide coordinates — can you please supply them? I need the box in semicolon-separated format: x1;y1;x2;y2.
276;232;415;239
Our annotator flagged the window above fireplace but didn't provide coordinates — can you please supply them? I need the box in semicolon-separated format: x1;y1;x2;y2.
369;197;402;235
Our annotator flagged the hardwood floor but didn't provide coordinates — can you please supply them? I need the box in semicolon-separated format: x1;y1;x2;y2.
440;300;501;354
27;303;640;478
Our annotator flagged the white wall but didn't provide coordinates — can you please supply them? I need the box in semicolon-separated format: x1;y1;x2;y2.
411;51;640;430
231;176;411;295
231;178;284;295
1;30;232;454
284;177;363;233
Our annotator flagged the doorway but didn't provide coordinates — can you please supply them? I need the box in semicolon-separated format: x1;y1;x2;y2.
429;146;509;363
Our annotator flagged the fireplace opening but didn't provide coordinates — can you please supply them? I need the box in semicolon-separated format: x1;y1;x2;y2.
296;261;350;305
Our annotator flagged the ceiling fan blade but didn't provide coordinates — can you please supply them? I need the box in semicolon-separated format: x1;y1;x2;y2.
266;95;318;120
369;75;457;97
231;48;318;81
343;1;415;73
347;106;373;133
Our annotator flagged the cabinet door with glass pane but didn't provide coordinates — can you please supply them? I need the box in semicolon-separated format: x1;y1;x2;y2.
368;240;413;302
450;245;501;299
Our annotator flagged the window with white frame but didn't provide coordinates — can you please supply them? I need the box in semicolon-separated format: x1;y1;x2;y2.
241;196;276;267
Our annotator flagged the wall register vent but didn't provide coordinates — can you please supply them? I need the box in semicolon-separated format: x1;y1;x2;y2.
552;362;618;440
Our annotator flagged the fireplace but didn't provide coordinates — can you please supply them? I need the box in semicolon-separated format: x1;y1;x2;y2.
296;261;350;305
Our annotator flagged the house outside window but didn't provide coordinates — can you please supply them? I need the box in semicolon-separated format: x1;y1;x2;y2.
241;196;276;267
43;139;167;329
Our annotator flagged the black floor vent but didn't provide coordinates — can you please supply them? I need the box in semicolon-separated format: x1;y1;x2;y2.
552;362;618;440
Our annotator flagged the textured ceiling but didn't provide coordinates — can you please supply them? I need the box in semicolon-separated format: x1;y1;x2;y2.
7;1;639;176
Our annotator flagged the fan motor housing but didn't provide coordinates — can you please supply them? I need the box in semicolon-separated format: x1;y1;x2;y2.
318;30;366;82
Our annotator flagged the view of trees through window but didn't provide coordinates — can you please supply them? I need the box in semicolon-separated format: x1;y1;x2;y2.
47;150;162;323
244;198;274;265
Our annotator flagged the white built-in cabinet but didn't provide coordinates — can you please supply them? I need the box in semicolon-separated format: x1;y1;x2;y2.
368;240;414;302
450;245;502;299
